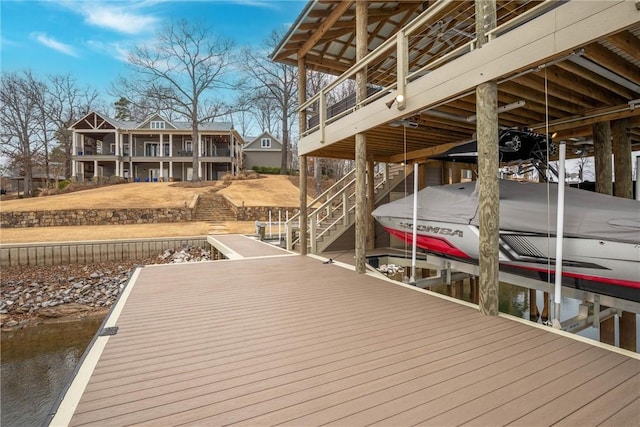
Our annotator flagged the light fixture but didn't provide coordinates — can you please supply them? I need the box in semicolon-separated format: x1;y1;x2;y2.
466;100;526;122
385;94;406;110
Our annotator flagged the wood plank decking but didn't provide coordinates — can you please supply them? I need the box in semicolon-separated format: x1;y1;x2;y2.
51;253;640;426
207;234;291;259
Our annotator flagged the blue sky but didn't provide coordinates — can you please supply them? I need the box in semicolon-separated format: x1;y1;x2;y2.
1;0;305;95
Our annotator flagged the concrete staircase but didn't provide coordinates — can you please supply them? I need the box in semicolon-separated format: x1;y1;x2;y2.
287;163;408;254
193;192;236;221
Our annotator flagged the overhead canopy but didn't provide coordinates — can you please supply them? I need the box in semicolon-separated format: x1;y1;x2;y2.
273;1;640;161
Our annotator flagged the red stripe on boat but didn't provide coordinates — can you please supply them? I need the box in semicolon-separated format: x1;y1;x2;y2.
507;263;640;290
385;227;471;259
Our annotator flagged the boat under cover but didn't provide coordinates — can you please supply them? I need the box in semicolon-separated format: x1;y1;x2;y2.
372;180;640;302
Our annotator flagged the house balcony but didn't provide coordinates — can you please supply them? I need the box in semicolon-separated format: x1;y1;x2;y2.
292;0;640;163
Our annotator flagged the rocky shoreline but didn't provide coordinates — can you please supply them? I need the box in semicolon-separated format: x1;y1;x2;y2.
0;246;212;331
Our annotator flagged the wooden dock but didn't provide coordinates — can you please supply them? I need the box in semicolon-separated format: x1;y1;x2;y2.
49;237;640;426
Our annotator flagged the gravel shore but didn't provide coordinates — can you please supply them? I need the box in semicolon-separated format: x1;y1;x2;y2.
0;246;211;330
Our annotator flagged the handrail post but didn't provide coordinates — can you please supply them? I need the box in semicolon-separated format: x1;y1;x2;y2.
319;90;326;144
310;212;317;253
342;192;348;226
396;30;407;110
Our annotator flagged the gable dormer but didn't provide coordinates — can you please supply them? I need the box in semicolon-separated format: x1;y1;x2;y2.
137;114;177;130
244;131;282;151
69;111;119;131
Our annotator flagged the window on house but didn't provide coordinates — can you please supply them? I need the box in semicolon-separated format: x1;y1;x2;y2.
261;137;271;148
150;121;165;129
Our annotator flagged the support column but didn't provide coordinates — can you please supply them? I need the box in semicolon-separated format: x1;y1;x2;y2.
612;118;635;351
612;118;632;198
593;120;615;343
366;156;375;250
354;0;368;273
71;133;77;180
593;121;612;195
93;160;98;181
299;155;308;255
476;0;499;316
297;55;308;255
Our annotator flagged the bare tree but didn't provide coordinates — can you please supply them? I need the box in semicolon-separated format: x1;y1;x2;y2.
113;19;236;182
573;155;594;183
47;74;99;179
240;29;298;174
0;71;44;196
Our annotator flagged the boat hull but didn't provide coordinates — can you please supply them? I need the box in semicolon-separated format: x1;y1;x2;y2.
378;216;640;303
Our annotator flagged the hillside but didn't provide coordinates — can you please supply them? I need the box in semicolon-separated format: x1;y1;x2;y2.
0;175;309;244
1;175;305;212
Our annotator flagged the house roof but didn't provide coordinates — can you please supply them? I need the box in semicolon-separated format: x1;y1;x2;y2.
70;111;236;133
243;131;282;151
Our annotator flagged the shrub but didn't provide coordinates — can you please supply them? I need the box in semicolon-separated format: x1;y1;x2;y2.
251;166;281;175
58;180;71;190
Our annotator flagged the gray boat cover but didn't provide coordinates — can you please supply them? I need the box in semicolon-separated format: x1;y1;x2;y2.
372;180;640;244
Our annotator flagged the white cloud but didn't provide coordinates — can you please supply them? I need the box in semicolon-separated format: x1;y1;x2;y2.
31;32;79;57
86;40;132;63
81;4;159;35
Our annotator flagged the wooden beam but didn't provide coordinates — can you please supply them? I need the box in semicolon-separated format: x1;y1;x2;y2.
387;140;468;163
554;61;638;101
605;30;640;62
583;42;639;83
298;1;354;59
530;104;640;133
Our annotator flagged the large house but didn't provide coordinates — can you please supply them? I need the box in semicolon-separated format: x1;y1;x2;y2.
242;131;284;171
69;111;244;182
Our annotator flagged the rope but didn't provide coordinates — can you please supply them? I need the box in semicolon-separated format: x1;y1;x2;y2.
544;67;554;308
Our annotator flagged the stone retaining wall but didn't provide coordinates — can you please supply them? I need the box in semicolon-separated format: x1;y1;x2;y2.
0;208;193;228
0;237;209;267
232;205;299;221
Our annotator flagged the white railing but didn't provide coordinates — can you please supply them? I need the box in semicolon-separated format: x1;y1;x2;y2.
300;0;560;140
286;163;407;253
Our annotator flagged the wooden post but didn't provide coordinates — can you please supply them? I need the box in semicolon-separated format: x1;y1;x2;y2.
612;118;635;351
367;156;375;250
612;118;632;198
529;289;539;321
620;312;637;352
593;120;616;342
593;121;612;195
297;56;308;255
299;156;308;255
541;293;550;322
354;0;368;273
475;0;499;316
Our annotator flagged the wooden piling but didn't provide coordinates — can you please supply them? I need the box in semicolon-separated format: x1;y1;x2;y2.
593;120;617;344
612;118;635;351
475;0;499;316
297;56;308;256
354;0;368;274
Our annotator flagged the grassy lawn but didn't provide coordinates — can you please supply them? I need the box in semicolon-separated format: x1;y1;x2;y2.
1;175;304;244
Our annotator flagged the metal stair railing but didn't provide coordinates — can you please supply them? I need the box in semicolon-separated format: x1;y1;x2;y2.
286;163;409;253
285;169;356;251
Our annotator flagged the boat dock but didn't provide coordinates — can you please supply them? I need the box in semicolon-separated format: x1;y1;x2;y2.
48;235;639;426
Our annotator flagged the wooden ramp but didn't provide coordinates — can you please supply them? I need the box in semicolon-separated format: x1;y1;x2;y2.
49;255;640;426
207;234;292;259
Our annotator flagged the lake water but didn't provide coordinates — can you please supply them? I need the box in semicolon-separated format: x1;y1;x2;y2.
1;283;637;426
1;318;103;427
